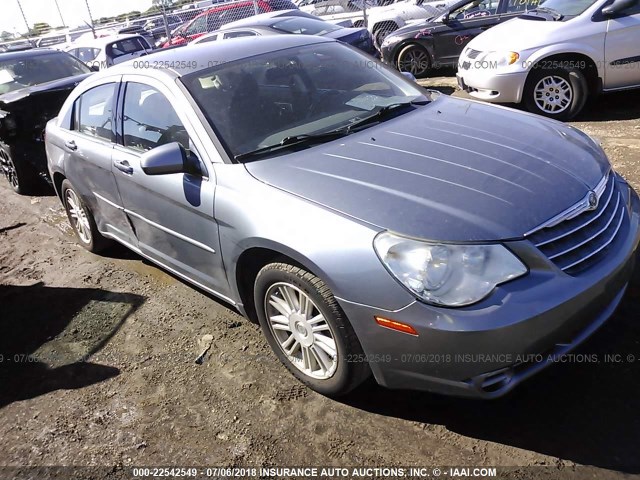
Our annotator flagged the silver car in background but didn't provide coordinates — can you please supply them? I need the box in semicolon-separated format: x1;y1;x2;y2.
457;0;640;120
46;36;640;398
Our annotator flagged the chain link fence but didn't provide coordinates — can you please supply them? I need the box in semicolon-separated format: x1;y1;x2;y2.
1;0;456;54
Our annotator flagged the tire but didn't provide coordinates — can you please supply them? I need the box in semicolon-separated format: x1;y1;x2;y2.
523;67;588;121
397;44;431;77
60;179;112;253
254;262;370;397
0;142;38;195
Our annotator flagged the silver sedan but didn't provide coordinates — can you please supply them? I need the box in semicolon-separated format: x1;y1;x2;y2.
46;35;640;398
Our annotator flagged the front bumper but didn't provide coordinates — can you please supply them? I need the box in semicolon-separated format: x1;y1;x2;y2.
338;178;640;398
456;68;528;104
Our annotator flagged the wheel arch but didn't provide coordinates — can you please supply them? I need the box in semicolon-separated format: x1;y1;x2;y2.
234;243;335;324
52;171;66;200
524;50;601;97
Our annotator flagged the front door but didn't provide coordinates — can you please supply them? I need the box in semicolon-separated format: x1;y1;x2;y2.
434;0;502;65
111;77;229;297
604;1;640;89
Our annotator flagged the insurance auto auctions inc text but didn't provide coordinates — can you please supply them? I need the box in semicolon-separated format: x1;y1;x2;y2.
258;467;497;478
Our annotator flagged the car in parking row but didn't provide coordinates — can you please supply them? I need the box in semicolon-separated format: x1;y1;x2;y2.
1;49;92;194
380;0;542;77
456;0;640;119
191;10;377;55
45;35;640;398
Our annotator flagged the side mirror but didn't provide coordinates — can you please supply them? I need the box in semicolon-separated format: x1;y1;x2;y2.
441;12;451;23
602;0;636;16
89;64;100;72
401;71;417;82
141;142;187;175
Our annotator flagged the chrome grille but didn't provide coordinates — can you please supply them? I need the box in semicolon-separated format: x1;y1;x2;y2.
527;173;626;275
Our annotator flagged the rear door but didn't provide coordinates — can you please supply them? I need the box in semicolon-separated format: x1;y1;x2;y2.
604;1;640;89
59;78;137;245
111;75;229;296
433;0;502;65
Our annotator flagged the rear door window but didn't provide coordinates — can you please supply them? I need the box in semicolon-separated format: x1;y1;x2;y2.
74;83;116;142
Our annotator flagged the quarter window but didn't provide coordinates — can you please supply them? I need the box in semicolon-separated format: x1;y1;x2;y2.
122;82;190;152
74;83;116;141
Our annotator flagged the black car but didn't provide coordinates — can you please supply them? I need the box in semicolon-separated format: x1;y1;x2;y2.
0;50;92;194
380;0;541;77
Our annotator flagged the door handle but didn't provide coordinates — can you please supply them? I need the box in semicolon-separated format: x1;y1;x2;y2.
64;140;77;151
114;159;133;175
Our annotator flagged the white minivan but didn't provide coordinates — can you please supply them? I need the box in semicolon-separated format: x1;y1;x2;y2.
456;0;640;120
66;34;153;71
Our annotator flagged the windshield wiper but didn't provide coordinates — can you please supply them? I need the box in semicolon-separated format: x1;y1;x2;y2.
234;129;350;161
526;6;564;20
340;100;428;134
234;100;427;162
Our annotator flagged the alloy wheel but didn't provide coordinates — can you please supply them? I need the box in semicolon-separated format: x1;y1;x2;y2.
398;47;429;76
265;282;338;380
533;75;573;114
0;149;19;190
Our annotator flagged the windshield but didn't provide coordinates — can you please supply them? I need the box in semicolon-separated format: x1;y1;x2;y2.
270;17;341;35
0;52;90;95
181;43;427;160
528;0;598;16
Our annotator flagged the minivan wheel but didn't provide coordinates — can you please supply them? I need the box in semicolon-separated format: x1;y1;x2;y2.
0;142;38;195
61;179;111;253
254;262;370;396
397;44;431;77
523;67;588;121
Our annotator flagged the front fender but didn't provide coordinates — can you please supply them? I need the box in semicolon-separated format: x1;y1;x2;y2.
213;164;415;312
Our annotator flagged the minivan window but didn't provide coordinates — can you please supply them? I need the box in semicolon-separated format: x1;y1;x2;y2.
122;82;190;152
107;38;146;60
75;84;115;141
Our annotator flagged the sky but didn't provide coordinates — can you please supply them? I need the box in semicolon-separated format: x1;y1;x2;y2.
1;0;154;34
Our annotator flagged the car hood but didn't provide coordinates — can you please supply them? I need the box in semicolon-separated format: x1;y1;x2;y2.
323;27;367;41
245;95;609;242
0;73;92;105
466;17;571;52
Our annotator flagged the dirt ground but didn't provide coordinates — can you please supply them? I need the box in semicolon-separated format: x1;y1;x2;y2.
1;77;640;480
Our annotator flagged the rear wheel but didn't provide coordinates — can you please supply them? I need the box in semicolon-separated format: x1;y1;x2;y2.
254;262;370;397
61;179;112;253
0;142;38;195
523;67;588;121
397;44;431;77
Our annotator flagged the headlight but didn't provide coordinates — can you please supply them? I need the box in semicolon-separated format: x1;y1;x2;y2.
381;35;401;47
480;51;519;68
374;232;527;307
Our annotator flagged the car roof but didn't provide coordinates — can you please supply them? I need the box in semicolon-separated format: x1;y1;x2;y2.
0;48;65;61
109;34;333;76
68;33;146;48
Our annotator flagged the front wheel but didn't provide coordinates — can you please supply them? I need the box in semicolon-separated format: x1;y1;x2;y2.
397;44;431;77
523;67;588;121
0;142;38;195
254;262;370;396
